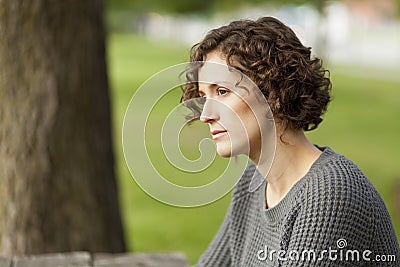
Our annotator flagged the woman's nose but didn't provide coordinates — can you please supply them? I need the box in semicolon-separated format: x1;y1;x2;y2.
200;98;219;123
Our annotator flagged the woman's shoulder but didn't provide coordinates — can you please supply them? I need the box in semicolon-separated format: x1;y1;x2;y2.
311;146;375;190
291;147;398;257
304;146;385;213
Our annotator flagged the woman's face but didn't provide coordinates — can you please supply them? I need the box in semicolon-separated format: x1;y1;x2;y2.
198;52;267;161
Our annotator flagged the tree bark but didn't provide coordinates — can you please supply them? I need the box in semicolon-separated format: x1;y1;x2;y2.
0;0;125;256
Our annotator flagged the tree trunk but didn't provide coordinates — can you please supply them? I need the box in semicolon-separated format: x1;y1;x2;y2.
0;0;126;256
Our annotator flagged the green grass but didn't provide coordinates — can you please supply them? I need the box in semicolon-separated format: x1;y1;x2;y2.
107;33;400;264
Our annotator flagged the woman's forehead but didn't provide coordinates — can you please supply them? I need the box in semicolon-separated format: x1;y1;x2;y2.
197;55;242;91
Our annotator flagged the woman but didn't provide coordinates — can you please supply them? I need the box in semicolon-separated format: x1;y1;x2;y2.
182;17;399;266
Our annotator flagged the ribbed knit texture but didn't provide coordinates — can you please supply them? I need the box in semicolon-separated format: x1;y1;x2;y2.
194;146;400;266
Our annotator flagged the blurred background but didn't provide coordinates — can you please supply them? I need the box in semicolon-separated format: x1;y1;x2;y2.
0;0;399;264
106;0;400;264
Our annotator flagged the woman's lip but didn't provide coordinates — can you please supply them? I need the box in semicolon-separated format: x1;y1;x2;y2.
211;130;227;140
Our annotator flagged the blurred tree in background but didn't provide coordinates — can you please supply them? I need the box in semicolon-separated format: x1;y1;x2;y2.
0;0;125;256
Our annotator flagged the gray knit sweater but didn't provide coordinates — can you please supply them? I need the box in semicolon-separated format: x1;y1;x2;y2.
194;147;400;266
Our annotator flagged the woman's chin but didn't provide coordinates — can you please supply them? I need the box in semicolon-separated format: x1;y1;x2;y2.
216;146;233;158
216;143;248;158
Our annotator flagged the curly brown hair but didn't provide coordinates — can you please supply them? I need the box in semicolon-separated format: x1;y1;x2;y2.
182;16;331;132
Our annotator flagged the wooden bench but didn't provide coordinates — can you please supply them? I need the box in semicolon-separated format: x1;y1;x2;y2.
0;252;189;267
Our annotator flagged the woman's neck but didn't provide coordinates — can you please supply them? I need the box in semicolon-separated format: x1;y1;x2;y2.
253;130;322;208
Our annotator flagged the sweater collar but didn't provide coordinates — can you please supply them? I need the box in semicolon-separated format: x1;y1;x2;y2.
258;146;336;223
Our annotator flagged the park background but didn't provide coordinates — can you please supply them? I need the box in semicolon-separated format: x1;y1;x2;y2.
0;0;399;265
108;0;400;263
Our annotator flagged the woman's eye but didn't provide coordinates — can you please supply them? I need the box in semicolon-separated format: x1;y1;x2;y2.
217;88;228;96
